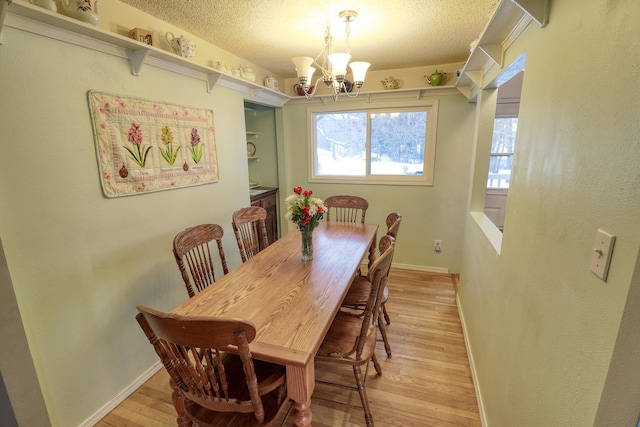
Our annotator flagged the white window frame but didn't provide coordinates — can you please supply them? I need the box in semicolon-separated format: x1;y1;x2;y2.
307;100;439;186
487;114;518;189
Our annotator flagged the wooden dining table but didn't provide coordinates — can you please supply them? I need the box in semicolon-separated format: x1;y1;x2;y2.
171;221;378;426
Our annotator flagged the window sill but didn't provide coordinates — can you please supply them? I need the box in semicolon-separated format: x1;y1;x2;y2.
309;176;433;186
470;211;502;254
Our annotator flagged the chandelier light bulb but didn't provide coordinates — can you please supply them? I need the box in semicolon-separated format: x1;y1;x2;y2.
292;56;314;83
327;53;351;78
349;61;370;86
306;67;316;86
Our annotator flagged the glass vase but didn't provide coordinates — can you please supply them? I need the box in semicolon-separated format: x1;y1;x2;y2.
300;229;314;262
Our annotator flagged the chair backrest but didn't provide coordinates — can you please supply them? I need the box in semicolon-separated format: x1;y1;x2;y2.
324;195;368;224
232;206;269;263
386;212;402;239
366;233;396;283
355;235;395;358
136;305;285;425
173;224;229;298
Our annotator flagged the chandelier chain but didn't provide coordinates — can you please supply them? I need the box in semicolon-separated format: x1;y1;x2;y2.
345;20;351;54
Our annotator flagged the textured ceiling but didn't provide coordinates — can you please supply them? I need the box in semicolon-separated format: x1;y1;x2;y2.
118;0;498;78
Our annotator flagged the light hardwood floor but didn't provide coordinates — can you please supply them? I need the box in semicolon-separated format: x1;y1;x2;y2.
96;269;481;427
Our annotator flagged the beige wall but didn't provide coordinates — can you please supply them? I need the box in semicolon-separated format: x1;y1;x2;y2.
0;24;252;427
281;94;477;272
459;0;640;425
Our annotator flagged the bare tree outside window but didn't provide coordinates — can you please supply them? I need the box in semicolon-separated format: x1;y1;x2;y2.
311;103;438;185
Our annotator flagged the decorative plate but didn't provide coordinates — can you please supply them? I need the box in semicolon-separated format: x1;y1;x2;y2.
247;141;256;157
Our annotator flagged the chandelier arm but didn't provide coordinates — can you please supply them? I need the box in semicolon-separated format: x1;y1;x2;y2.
300;76;330;99
343;86;361;98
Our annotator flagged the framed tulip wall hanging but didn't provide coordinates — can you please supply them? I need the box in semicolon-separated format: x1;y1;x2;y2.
88;90;219;197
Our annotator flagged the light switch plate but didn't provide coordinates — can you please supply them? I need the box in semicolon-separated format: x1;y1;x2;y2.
590;229;615;281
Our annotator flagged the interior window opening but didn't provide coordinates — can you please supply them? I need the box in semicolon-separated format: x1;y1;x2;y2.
483;53;525;232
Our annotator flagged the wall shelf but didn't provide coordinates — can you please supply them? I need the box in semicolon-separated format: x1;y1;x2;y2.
285;85;461;104
1;0;291;106
455;0;549;101
2;0;548;105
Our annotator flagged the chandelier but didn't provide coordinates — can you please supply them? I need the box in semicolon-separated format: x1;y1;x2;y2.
292;10;370;101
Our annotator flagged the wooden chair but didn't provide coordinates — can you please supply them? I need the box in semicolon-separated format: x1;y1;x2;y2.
232;206;270;263
324;195;368;224
325;195;370;271
136;305;290;427
173;224;229;298
381;212;402;325
342;213;402;357
315;235;395;427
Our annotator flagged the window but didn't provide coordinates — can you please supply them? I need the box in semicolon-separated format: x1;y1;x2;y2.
309;102;438;185
487;116;518;189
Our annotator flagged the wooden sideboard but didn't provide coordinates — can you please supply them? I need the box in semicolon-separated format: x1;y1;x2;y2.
250;188;278;246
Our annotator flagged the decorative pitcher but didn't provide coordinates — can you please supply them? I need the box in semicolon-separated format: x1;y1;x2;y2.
425;70;447;86
240;66;256;82
166;32;196;58
60;0;99;25
264;75;279;91
381;76;399;90
215;61;230;74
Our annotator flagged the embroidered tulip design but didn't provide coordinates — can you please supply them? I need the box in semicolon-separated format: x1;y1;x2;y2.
187;128;204;164
123;123;151;167
159;126;180;165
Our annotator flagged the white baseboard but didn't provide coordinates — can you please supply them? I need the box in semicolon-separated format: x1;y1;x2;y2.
80;361;162;427
391;263;450;274
456;293;487;427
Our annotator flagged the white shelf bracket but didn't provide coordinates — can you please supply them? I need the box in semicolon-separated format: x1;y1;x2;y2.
478;43;503;67
456;85;473;100
249;88;262;98
465;69;484;88
126;48;150;76
0;0;12;45
206;73;221;93
512;0;549;27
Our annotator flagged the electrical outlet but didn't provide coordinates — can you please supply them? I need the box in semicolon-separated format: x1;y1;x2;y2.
434;240;442;252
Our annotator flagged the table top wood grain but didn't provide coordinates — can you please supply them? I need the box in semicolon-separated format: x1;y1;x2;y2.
171;221;378;368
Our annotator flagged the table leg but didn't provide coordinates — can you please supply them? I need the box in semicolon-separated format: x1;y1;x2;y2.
286;364;314;427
